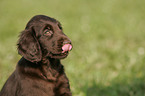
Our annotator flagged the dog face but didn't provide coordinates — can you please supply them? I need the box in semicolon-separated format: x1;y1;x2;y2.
17;15;72;62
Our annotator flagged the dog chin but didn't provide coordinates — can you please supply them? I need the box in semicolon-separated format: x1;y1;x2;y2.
48;52;69;59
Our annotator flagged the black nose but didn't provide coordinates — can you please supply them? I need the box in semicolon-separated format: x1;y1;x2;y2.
63;40;72;45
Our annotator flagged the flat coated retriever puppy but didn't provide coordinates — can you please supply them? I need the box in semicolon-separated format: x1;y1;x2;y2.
0;15;72;96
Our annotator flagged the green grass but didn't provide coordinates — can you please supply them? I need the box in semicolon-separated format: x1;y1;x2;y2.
0;0;145;96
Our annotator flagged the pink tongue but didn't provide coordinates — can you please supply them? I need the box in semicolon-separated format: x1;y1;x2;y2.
62;44;72;53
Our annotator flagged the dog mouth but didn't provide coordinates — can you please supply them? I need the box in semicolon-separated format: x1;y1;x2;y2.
56;51;69;57
48;51;69;59
47;44;72;59
61;44;72;53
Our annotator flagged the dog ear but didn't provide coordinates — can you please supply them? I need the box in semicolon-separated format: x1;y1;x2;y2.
17;27;42;62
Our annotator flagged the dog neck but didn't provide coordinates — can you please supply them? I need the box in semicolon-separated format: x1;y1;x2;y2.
18;57;64;81
40;57;64;81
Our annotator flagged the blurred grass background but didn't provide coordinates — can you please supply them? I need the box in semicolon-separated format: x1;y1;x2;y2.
0;0;145;96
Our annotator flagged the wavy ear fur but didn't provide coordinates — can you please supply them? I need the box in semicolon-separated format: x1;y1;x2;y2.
17;27;42;63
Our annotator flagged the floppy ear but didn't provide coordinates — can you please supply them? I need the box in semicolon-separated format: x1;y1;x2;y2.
17;27;42;62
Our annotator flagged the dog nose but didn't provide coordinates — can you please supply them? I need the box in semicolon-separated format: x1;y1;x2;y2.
63;40;71;45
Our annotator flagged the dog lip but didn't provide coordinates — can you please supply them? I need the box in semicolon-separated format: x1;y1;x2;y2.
48;51;68;59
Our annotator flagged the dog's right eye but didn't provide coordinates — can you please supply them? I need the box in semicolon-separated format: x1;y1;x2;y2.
44;28;53;36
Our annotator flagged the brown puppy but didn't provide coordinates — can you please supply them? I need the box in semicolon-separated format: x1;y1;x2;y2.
0;15;72;96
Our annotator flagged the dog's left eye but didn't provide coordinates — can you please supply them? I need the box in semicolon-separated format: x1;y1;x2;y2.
58;24;62;30
44;29;53;36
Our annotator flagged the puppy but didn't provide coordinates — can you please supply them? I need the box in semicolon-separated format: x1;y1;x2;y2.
0;15;72;96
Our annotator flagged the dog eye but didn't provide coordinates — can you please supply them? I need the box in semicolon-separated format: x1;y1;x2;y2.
59;26;62;30
58;24;62;30
44;29;53;36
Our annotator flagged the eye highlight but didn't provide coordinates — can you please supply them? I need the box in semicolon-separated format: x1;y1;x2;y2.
44;27;53;36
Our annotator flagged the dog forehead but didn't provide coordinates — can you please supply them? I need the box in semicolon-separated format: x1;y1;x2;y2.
26;15;59;27
39;19;58;25
37;20;63;32
39;19;61;26
31;15;57;22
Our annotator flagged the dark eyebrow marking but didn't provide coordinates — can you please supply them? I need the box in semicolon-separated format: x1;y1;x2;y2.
44;24;53;30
